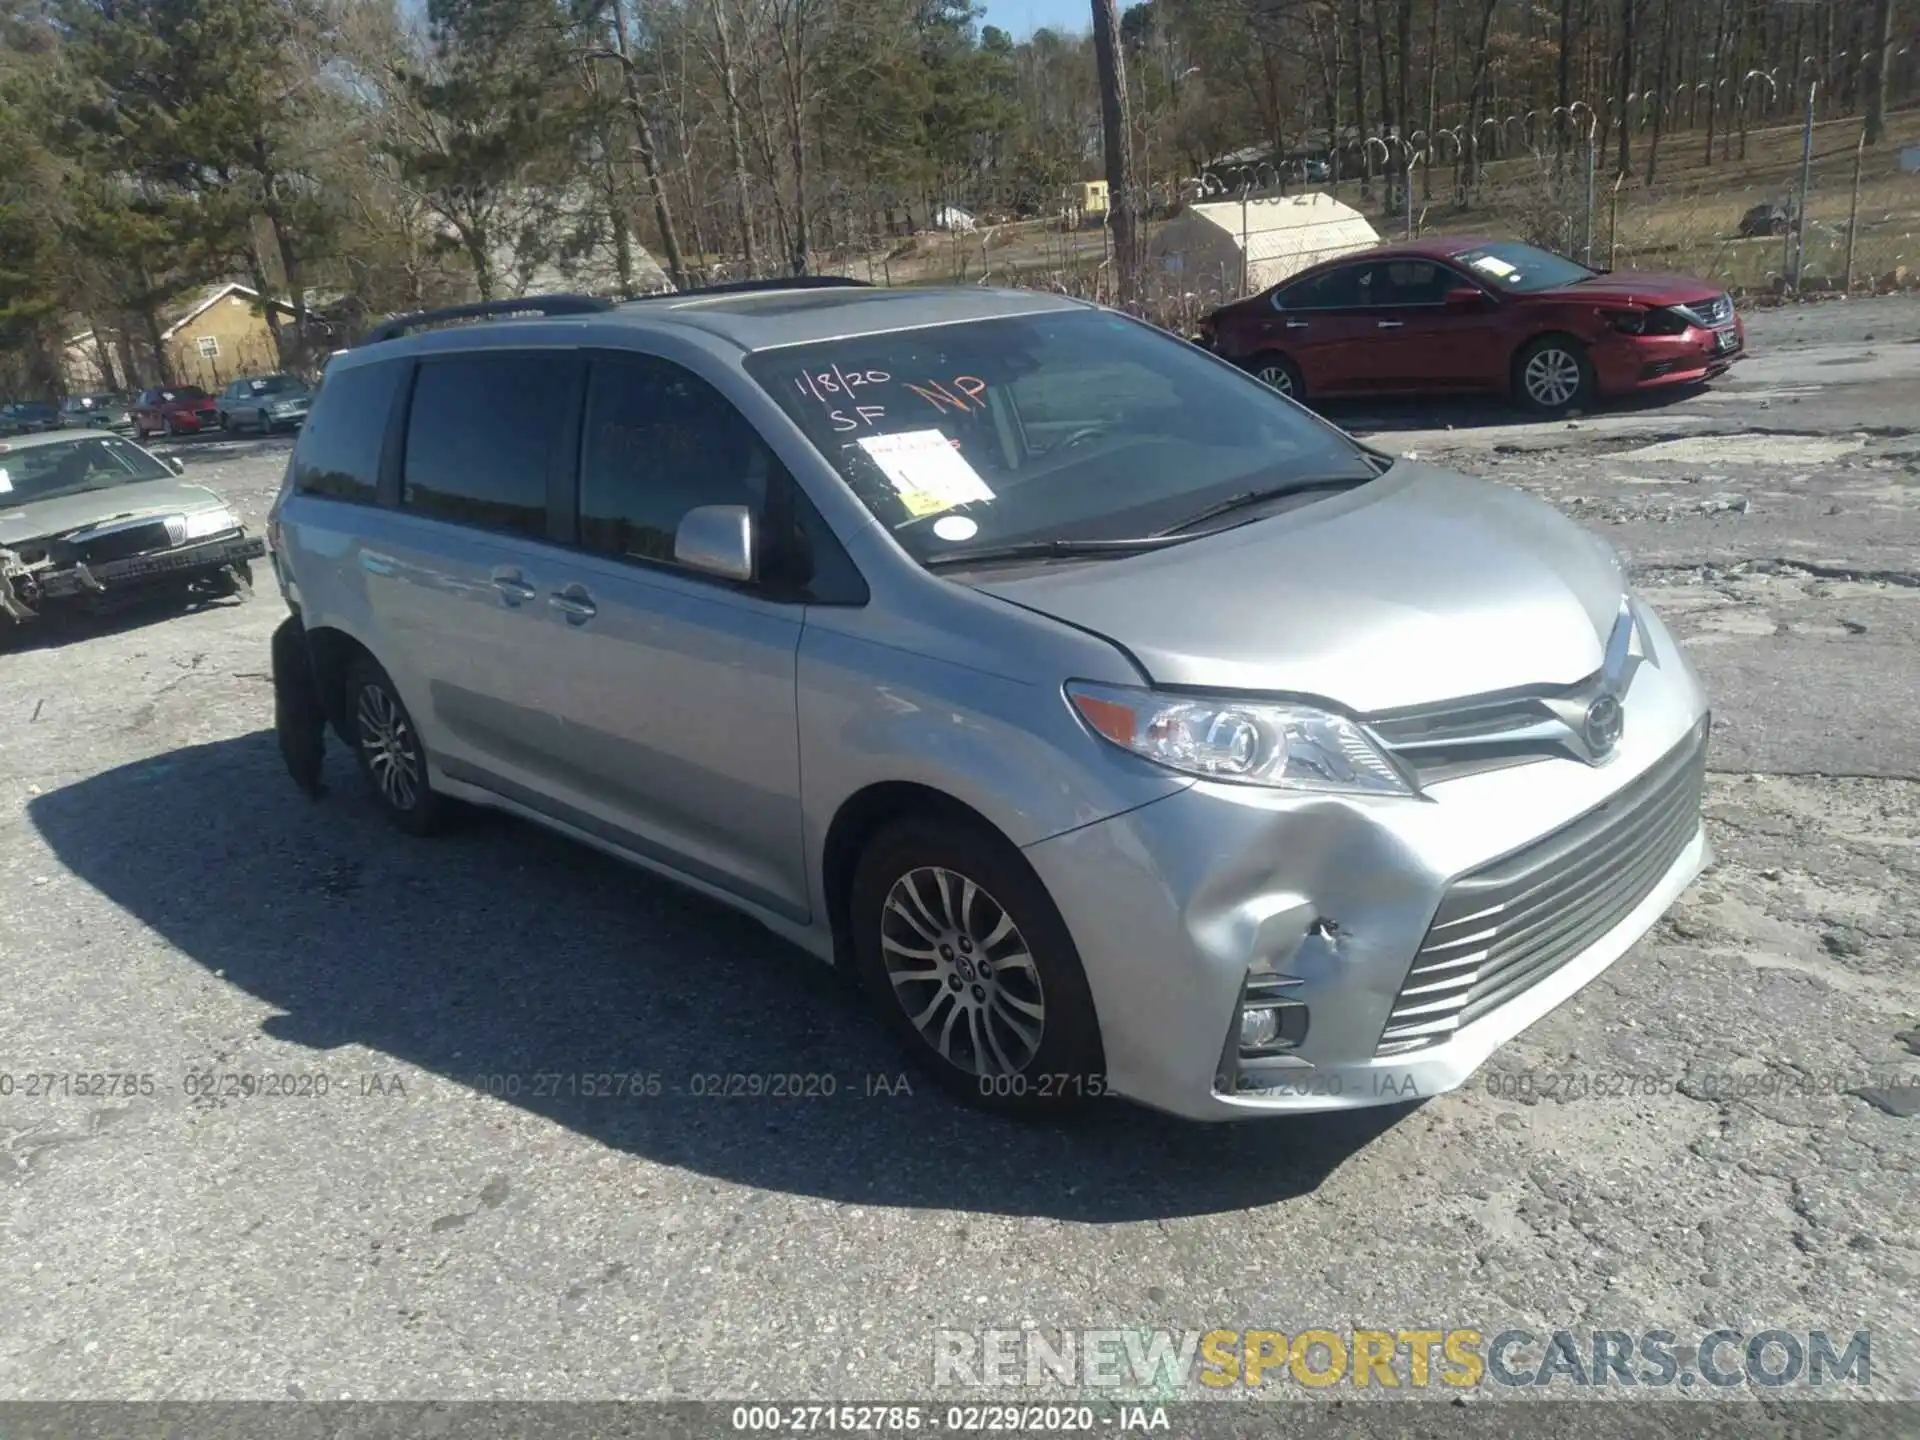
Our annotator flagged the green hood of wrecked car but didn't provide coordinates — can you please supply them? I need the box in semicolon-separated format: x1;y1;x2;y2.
0;479;230;549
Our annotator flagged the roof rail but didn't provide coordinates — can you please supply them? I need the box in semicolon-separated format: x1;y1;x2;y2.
359;294;615;346
622;275;876;303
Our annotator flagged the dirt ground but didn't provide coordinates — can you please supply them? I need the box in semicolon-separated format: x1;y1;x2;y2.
0;295;1914;1409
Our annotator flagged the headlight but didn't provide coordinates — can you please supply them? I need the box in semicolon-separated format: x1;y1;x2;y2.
1066;681;1414;795
181;507;237;540
271;400;302;413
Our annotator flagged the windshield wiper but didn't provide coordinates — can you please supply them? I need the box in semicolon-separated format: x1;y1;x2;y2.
1153;470;1380;537
923;535;1195;569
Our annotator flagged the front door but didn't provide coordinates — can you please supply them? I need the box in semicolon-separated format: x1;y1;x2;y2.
1358;258;1508;392
527;352;809;920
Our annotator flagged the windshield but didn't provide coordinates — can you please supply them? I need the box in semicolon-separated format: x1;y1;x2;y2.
0;435;173;503
153;388;209;403
245;375;303;394
743;309;1373;562
1449;242;1597;293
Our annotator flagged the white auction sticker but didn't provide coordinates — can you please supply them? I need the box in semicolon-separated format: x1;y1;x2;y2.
0;467;11;494
857;429;994;518
932;515;979;541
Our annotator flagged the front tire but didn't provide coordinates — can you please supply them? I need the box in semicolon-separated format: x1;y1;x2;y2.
345;655;445;836
1514;335;1595;415
850;817;1106;1117
1246;351;1305;401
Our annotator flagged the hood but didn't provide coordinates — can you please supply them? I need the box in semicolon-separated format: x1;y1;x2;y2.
971;463;1628;715
1539;270;1723;307
0;479;229;548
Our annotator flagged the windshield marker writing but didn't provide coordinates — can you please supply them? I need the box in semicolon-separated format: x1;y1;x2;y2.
906;376;987;413
830;405;889;433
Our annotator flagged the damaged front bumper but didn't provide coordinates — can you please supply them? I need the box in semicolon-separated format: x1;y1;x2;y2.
0;530;266;624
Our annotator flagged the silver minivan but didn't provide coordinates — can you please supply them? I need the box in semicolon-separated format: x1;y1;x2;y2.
268;281;1712;1121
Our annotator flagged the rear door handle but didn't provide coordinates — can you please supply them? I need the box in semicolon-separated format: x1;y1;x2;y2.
1376;319;1404;329
1284;319;1310;329
491;569;537;605
550;585;597;623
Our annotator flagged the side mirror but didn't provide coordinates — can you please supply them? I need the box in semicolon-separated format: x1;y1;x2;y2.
674;504;755;582
165;456;187;475
1444;286;1488;311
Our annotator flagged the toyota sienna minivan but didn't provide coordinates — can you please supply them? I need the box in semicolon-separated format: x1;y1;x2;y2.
267;280;1712;1121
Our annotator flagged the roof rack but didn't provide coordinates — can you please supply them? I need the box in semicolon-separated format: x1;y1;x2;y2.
622;275;876;303
359;294;615;346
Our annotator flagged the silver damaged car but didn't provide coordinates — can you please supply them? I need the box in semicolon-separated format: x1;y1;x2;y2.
268;282;1712;1121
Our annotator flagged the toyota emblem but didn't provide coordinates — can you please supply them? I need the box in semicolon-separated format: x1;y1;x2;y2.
1584;693;1624;757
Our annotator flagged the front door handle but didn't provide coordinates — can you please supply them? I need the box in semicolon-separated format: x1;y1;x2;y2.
1376;319;1405;329
491;570;537;605
1284;319;1310;329
550;585;597;623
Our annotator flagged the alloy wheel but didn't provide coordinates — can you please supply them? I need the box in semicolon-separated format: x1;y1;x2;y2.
1523;347;1583;409
1256;364;1295;397
879;866;1045;1078
356;682;422;811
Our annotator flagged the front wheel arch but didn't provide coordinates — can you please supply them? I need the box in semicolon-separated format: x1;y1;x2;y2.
821;782;1009;968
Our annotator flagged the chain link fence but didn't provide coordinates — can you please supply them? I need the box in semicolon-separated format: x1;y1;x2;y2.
806;98;1916;337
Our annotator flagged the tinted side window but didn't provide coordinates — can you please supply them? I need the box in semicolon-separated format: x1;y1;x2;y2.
402;352;570;539
292;358;404;504
1375;259;1449;305
578;356;773;568
1278;265;1365;310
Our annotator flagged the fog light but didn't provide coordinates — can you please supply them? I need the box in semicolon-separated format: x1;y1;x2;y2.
1240;1007;1281;1050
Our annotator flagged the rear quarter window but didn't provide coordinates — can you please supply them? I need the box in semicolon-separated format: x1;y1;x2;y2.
292;359;405;503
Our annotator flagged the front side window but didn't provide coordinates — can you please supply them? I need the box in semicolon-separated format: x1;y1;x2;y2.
1373;259;1451;306
579;355;774;568
0;436;172;503
401;351;570;539
1450;242;1596;293
744;309;1373;563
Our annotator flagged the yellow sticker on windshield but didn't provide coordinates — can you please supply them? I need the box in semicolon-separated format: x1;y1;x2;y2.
857;430;995;517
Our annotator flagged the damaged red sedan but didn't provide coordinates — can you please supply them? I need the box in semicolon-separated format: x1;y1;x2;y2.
1199;238;1746;416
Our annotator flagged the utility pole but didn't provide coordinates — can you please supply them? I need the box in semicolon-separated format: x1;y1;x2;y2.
1091;0;1139;307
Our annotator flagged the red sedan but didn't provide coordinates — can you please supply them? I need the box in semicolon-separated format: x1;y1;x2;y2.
1200;238;1746;416
131;385;220;438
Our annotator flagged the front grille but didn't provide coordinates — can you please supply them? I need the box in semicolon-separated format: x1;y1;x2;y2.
62;520;177;567
1679;293;1734;328
1375;719;1709;1058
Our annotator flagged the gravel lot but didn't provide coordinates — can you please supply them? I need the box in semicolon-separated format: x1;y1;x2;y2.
0;297;1915;1408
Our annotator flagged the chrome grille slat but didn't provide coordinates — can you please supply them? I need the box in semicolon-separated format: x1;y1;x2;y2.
1457;803;1697;1024
1438;760;1700;971
1374;721;1708;1057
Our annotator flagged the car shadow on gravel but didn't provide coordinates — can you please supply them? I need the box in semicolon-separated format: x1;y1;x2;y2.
1313;380;1708;434
28;732;1414;1221
0;591;251;654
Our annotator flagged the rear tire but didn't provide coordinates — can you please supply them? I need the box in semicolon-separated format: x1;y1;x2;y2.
850;816;1107;1118
344;655;446;837
1513;335;1594;415
1246;351;1305;402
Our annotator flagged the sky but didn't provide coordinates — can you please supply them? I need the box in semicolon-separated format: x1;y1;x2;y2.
976;0;1092;41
